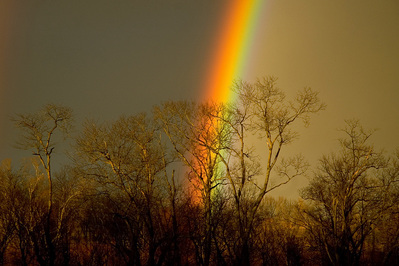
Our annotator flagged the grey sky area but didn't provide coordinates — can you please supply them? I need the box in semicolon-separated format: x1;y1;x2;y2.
1;0;398;198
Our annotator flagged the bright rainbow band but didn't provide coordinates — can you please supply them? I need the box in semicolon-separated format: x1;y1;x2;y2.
202;0;264;103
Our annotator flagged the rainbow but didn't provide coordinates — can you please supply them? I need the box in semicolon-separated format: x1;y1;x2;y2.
202;0;264;104
188;0;265;202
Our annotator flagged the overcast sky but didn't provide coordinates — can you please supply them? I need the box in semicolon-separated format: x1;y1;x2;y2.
1;0;398;197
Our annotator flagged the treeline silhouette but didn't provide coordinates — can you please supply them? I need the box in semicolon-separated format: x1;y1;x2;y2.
1;77;399;266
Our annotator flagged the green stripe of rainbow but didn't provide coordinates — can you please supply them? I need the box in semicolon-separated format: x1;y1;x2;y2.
202;0;265;104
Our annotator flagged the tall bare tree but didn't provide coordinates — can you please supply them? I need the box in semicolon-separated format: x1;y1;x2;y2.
214;77;325;265
13;104;73;266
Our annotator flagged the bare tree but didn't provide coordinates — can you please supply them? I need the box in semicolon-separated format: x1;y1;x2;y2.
155;101;231;266
301;120;398;266
75;113;174;266
213;77;325;265
13;104;73;266
1;158;50;265
0;160;17;265
363;149;399;265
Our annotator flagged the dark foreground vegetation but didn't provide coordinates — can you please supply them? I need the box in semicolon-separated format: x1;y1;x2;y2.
1;77;399;265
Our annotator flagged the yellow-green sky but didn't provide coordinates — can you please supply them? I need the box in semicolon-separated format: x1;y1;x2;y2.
1;0;398;197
